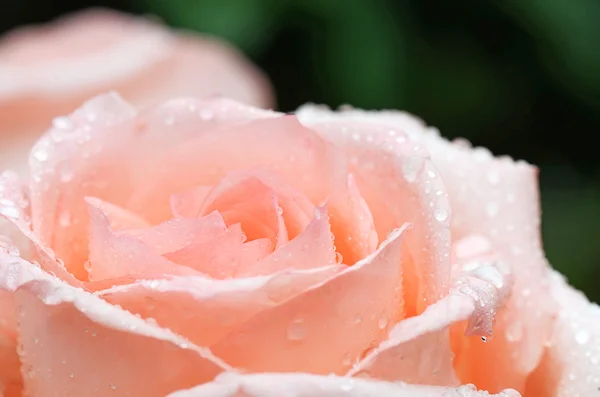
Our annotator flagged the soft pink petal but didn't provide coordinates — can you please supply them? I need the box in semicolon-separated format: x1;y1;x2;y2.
0;252;230;397
118;210;227;255
297;111;451;317
98;265;343;346
211;226;407;375
85;197;150;230
185;169;314;240
171;186;213;218
164;224;272;279
327;173;378;265
348;245;513;386
0;171;78;285
167;373;521;397
524;270;600;396
87;198;201;281
297;105;554;392
0;293;21;397
28;94;277;280
127;113;346;225
237;206;336;277
201;177;288;248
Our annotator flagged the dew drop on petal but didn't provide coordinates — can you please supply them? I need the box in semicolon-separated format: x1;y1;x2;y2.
506;321;523;342
32;148;49;162
434;208;449;222
377;316;388;330
287;317;306;341
575;329;591;345
486;202;499;217
52;116;73;130
0;206;20;219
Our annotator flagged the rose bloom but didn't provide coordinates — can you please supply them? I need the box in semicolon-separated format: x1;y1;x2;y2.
0;93;598;397
0;9;272;174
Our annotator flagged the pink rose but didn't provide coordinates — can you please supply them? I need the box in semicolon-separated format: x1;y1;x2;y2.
0;94;598;397
0;9;272;174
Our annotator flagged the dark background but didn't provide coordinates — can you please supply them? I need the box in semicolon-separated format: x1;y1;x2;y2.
2;0;599;301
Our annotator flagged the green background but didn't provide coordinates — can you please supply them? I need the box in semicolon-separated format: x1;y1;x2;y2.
2;0;599;301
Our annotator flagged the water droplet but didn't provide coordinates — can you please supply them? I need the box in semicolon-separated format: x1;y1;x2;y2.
486;202;499;217
69;373;75;379
59;212;71;227
52;116;73;130
427;170;436;178
506;321;523;342
32;148;49;162
110;384;117;390
487;171;500;185
287;317;306;341
340;380;354;392
401;157;423;183
335;252;344;264
481;336;487;343
377;316;388;330
60;168;74;183
434;208;449;222
352;132;361;142
0;206;20;219
575;329;591;345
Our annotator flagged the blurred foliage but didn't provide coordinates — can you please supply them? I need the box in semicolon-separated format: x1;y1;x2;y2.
1;0;600;301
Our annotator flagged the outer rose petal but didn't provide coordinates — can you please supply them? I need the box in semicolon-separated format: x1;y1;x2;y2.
296;114;451;317
525;271;600;396
348;247;512;386
0;171;78;285
28;95;279;279
297;105;554;392
211;226;407;375
98;265;343;346
166;373;522;397
0;8;272;174
0;252;230;397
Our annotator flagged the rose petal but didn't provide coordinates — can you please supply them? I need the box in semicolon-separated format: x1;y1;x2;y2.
347;293;467;385
118;210;227;255
182;169;314;240
166;373;522;397
0;171;78;285
98;265;343;346
87;198;202;281
127;114;346;225
0;252;230;397
348;248;512;386
297;111;451;317
29;94;278;280
211;225;407;375
524;270;600;396
200;177;288;248
0;290;21;397
297;105;554;391
236;206;336;277
171;186;213;218
327;173;378;265
85;197;150;230
164;224;272;279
